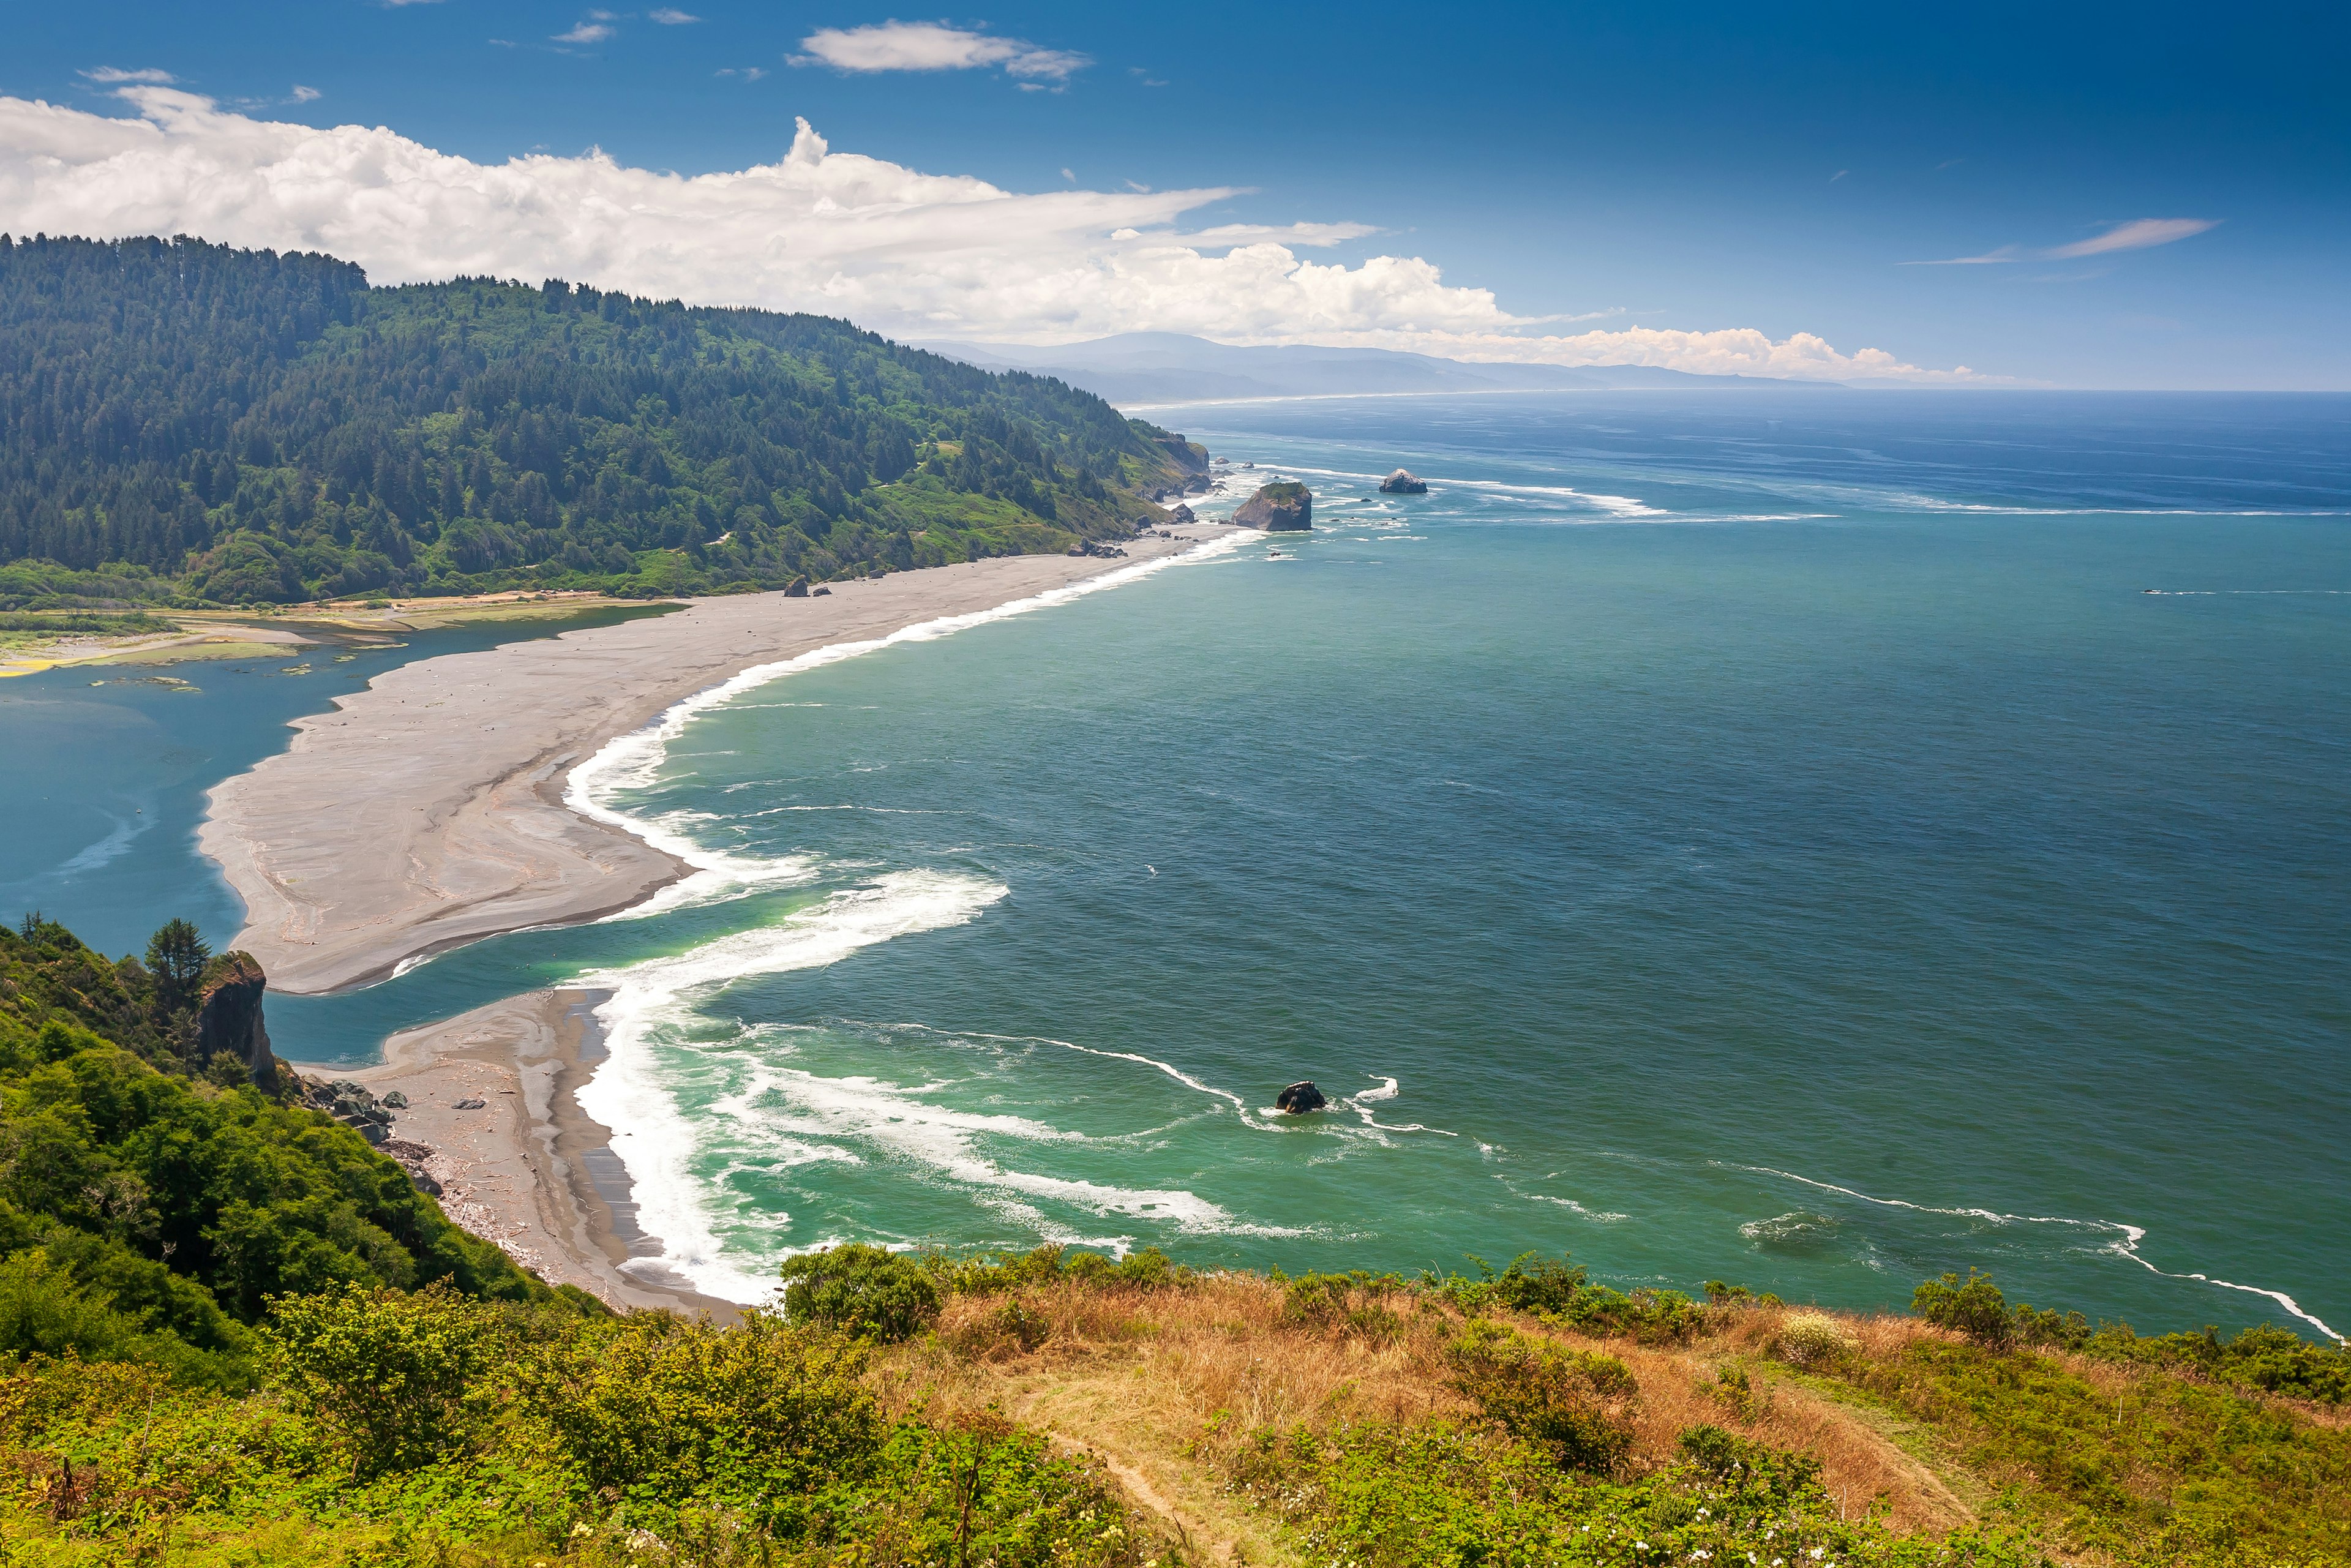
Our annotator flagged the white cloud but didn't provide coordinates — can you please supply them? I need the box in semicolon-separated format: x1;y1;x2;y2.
793;21;1090;81
1902;247;2018;266
650;7;700;21
554;15;617;45
0;89;1974;382
1910;219;2219;267
290;86;323;103
716;66;767;81
80;67;176;84
2048;217;2217;258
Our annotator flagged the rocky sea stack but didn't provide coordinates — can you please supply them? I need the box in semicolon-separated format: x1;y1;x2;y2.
1379;468;1430;494
1232;481;1313;531
1275;1080;1329;1114
195;951;279;1090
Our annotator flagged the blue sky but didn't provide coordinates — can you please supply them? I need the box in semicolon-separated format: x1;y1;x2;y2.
6;1;2346;386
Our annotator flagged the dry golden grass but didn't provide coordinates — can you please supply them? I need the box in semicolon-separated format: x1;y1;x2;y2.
873;1278;1990;1562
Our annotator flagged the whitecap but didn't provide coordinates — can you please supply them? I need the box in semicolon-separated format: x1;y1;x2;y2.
1727;1163;2341;1341
573;869;1013;1301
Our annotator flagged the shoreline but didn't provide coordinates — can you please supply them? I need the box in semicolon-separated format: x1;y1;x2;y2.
206;528;1228;996
328;986;742;1318
249;525;1240;1311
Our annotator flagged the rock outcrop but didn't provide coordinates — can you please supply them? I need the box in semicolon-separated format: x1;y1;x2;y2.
1232;482;1313;531
295;1073;440;1192
784;576;810;598
195;951;279;1090
1275;1080;1328;1114
1379;468;1430;495
1169;503;1196;525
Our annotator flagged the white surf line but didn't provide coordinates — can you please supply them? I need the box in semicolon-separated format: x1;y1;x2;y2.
1255;459;1664;518
564;530;1258;907
1500;1179;1630;1223
869;1020;1281;1131
1728;1162;2342;1342
1341;1075;1460;1136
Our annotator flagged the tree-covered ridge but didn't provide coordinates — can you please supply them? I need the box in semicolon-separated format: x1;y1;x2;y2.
0;234;1205;605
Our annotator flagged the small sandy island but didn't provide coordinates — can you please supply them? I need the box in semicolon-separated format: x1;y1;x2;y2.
206;530;1221;996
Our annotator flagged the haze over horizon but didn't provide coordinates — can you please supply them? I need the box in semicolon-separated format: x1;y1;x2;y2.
3;2;2344;391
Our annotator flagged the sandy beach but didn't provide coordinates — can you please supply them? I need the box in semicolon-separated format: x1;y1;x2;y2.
205;530;1220;996
230;528;1227;1310
331;986;743;1316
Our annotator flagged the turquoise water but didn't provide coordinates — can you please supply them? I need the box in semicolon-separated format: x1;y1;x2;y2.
23;391;2351;1337
0;607;667;959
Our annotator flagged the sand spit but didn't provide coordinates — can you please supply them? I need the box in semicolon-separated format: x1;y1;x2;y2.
336;986;740;1318
204;533;1217;995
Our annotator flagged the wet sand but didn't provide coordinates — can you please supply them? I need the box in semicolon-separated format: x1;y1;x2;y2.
337;986;743;1317
206;533;1217;996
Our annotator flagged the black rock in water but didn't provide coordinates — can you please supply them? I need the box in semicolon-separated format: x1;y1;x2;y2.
1275;1080;1328;1114
1379;468;1429;495
1232;481;1313;531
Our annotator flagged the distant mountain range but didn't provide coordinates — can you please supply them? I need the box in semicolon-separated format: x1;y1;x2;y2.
912;332;1829;407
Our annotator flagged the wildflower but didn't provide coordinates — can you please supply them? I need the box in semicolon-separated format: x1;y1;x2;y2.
1811;1551;1824;1561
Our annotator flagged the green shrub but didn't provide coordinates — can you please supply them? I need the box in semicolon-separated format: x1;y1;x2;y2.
1773;1309;1857;1367
0;1249;227;1386
264;1281;497;1477
778;1242;942;1343
1445;1319;1637;1474
934;1242;1190;1297
1914;1268;2019;1345
520;1310;879;1532
1281;1270;1407;1340
1226;1416;2040;1568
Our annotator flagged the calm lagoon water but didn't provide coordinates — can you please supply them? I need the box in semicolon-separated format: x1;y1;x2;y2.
16;391;2350;1337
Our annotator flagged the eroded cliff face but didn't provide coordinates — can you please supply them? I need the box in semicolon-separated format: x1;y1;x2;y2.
195;951;279;1090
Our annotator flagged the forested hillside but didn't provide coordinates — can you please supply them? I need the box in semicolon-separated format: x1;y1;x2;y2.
0;917;553;1391
0;234;1204;607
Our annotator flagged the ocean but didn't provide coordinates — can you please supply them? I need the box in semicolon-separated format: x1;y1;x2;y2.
16;390;2350;1338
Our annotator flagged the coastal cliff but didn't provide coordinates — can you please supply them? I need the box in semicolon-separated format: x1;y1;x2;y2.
194;950;279;1090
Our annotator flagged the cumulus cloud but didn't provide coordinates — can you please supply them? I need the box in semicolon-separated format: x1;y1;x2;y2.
553;16;617;45
80;67;176;84
793;21;1090;81
2049;217;2218;258
0;89;1971;381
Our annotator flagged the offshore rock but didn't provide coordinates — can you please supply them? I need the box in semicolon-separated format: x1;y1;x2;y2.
1379;468;1430;495
195;951;279;1090
1169;503;1196;524
1232;481;1313;531
1275;1080;1328;1114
